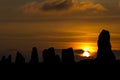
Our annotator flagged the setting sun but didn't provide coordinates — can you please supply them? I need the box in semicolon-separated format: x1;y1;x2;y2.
81;47;96;57
75;42;97;58
82;47;91;57
82;51;90;57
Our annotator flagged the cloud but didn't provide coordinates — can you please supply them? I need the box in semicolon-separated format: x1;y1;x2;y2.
20;0;74;15
41;0;73;11
20;0;107;16
74;49;84;54
77;2;107;11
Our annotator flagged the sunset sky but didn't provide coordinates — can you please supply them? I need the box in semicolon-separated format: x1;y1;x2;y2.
0;0;120;60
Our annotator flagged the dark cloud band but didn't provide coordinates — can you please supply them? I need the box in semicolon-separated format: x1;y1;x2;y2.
20;0;107;15
42;0;73;11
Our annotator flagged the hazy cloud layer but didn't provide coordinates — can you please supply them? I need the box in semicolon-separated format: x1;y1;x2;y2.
20;0;107;15
76;2;107;14
0;0;120;20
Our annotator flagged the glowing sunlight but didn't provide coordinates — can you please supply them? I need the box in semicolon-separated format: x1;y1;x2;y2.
82;51;90;57
81;47;91;57
75;42;97;52
75;42;97;58
81;46;96;57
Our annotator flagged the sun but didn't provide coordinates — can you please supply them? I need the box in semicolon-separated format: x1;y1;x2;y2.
82;51;90;57
82;47;91;57
75;42;97;57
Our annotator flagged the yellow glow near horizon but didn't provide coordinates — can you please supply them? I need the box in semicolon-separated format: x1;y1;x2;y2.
82;45;97;57
82;46;95;52
74;42;97;58
84;47;90;52
75;42;97;52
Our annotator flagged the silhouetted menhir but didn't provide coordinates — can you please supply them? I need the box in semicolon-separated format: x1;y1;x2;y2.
42;47;60;64
15;51;25;64
95;30;116;64
29;47;39;64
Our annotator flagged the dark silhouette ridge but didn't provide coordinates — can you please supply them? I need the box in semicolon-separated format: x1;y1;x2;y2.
55;55;61;64
42;49;49;64
0;56;6;64
0;55;12;64
15;51;25;64
29;47;39;64
42;47;60;64
47;47;58;64
62;48;75;64
95;30;116;64
6;55;12;64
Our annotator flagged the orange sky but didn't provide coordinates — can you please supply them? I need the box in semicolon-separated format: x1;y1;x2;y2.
0;20;119;52
0;0;120;60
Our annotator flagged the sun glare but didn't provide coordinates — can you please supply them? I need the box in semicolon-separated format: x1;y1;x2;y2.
74;42;97;58
81;47;93;57
82;51;90;57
